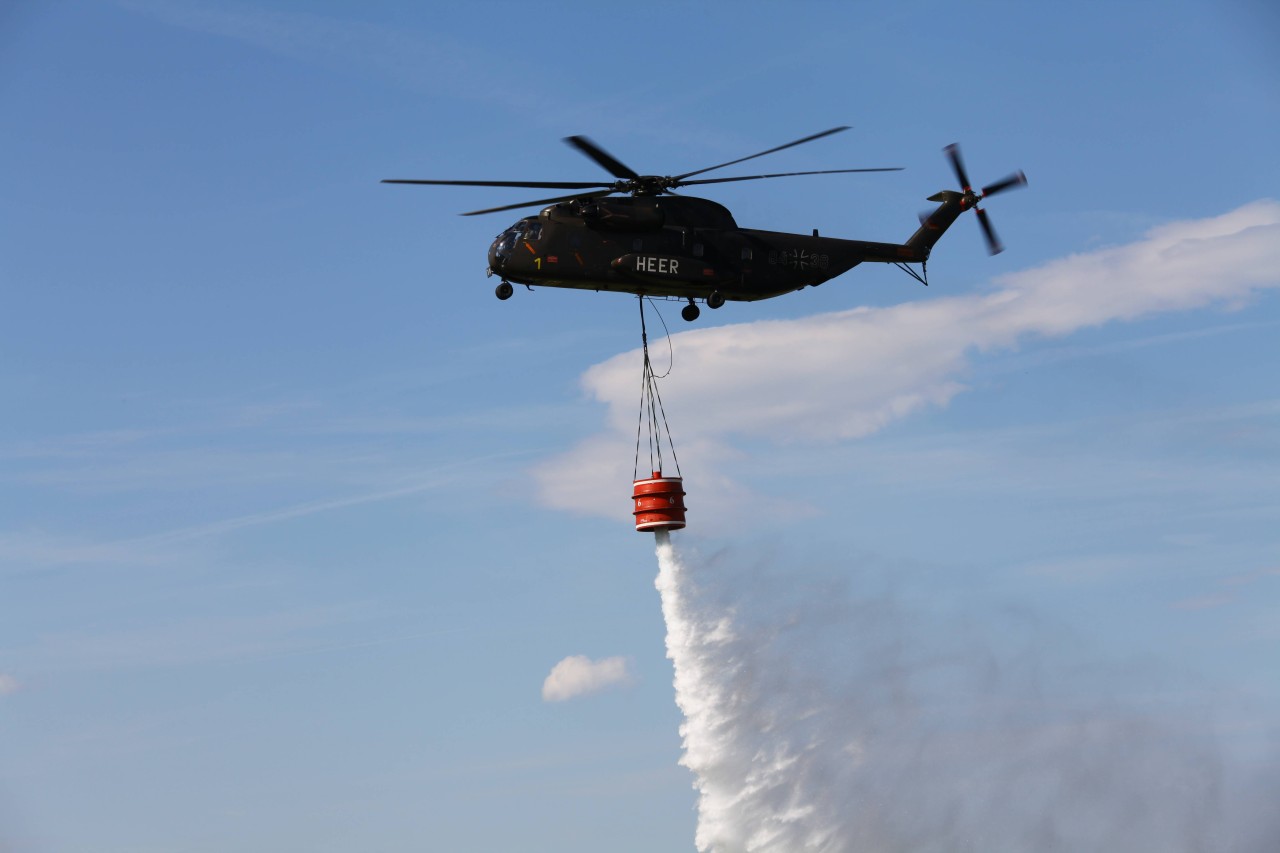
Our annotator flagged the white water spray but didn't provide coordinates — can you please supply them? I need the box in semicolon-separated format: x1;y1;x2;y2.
653;532;1265;853
655;530;846;852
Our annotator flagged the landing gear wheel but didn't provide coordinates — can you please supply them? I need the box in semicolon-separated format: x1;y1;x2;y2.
707;291;725;309
681;302;701;322
495;281;514;301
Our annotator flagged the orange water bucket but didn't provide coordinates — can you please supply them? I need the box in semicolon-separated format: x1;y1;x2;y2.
632;471;687;532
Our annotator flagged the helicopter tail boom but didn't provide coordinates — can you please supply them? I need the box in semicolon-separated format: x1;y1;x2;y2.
902;190;967;261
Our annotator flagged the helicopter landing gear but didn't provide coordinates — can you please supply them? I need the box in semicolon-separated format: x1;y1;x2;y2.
707;291;725;309
495;281;514;301
681;299;700;322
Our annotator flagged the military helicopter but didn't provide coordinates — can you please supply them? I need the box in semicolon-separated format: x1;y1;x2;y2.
384;128;1026;322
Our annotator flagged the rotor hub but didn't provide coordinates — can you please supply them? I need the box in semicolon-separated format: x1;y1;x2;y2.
629;176;674;196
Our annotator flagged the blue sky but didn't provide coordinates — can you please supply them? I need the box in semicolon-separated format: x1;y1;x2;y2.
2;1;1278;851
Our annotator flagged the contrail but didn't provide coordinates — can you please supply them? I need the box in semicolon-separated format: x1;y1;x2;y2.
653;532;1272;853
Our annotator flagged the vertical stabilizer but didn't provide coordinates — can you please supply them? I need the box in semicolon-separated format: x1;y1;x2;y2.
905;190;967;259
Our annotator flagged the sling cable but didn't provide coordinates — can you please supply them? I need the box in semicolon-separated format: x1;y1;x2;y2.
632;297;688;533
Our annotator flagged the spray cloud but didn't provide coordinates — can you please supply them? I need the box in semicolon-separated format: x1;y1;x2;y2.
653;531;1276;853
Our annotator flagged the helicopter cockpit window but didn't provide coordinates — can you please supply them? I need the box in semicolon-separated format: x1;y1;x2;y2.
525;222;543;242
495;225;520;259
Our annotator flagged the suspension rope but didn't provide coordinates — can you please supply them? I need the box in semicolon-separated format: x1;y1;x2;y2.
633;296;682;481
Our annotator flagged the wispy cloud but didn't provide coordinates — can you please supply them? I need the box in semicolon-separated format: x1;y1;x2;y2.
980;318;1280;375
121;0;524;102
1170;594;1235;611
0;529;180;572
121;470;472;547
117;0;617;132
1;450;529;573
5;602;376;674
1171;565;1280;611
542;654;634;702
812;399;1280;500
533;201;1280;524
114;1;829;153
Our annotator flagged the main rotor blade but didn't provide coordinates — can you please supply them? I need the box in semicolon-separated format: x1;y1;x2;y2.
679;166;902;187
383;178;611;190
943;143;973;191
975;207;1004;255
460;189;615;217
675;126;851;181
981;171;1028;198
564;136;640;181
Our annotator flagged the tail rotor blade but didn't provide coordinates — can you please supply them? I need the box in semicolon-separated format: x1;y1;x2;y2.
981;171;1028;198
944;143;973;191
975;207;1004;255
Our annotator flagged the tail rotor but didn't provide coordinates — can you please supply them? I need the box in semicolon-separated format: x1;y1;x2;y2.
943;143;1027;255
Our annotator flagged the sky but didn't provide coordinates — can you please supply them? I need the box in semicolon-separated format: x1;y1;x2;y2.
1;1;1278;851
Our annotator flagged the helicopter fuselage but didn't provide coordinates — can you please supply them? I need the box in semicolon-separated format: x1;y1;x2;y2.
487;195;928;304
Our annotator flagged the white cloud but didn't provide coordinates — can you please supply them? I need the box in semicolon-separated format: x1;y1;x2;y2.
541;654;633;702
533;201;1280;523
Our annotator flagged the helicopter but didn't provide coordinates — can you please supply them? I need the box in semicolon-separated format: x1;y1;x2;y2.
384;128;1027;322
